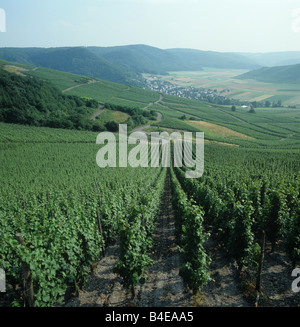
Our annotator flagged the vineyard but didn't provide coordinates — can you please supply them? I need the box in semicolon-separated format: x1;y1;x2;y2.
0;127;299;307
0;59;300;308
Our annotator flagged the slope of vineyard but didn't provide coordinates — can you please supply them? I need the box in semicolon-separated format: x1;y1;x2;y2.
2;58;300;149
63;140;300;307
0;57;299;307
0;136;165;306
170;143;300;306
65;171;195;307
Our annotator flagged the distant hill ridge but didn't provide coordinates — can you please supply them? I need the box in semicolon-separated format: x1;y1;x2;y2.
0;45;260;85
236;63;300;84
0;47;134;85
3;45;300;85
88;44;260;73
238;51;300;67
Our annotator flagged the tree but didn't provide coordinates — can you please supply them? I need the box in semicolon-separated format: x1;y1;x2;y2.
105;121;119;132
248;106;256;114
231;105;236;112
251;101;258;108
272;100;282;108
265;100;271;108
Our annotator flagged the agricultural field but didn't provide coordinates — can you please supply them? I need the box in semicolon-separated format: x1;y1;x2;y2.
156;68;300;106
94;109;130;124
0;60;300;308
25;66;161;108
0;61;160;109
0;122;299;307
150;93;300;149
2;60;299;149
0;129;165;306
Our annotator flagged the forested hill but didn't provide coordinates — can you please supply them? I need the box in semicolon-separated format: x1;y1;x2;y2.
0;47;136;85
88;45;260;73
165;48;260;70
0;68;157;132
236;64;300;84
0;45;260;86
0;68;103;131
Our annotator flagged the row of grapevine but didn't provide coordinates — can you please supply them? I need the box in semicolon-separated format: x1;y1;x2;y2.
174;162;300;271
114;167;167;297
0;189;103;306
0;142;164;306
169;166;211;293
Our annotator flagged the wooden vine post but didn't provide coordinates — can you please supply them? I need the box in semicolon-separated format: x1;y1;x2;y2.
255;230;266;307
96;207;106;257
15;233;35;307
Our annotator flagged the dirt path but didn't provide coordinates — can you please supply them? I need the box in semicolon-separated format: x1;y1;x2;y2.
64;171;193;307
133;112;163;133
90;105;105;120
196;238;252;307
62;80;99;93
133;95;164;133
212;105;250;125
62;84;87;93
63;173;254;308
135;172;193;307
197;236;300;307
144;94;164;110
157;112;163;122
63;172;299;308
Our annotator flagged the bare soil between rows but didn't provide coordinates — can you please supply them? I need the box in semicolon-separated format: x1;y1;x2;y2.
65;172;193;307
64;173;300;308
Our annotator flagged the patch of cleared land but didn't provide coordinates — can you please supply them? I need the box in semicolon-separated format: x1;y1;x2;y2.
188;120;255;140
3;65;28;76
97;109;130;123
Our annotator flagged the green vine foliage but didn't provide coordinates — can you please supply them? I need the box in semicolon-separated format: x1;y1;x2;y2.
285;206;300;268
227;200;255;270
114;208;153;293
0;191;103;306
172;153;299;272
0;141;164;306
264;190;289;252
114;168;166;296
170;167;211;293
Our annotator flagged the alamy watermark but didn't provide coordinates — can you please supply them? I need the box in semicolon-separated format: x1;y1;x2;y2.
0;8;6;33
0;268;5;292
292;268;300;293
96;124;204;179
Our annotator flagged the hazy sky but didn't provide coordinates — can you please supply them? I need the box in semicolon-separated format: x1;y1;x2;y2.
1;0;300;53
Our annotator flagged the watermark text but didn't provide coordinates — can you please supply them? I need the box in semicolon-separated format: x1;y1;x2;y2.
96;124;204;179
0;268;5;292
292;268;300;293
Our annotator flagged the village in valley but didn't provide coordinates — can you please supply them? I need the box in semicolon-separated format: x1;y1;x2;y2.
142;74;288;110
142;75;243;106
